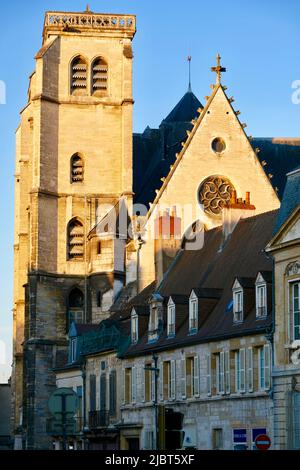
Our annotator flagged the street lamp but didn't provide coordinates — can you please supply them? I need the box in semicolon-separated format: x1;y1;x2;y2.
144;353;159;450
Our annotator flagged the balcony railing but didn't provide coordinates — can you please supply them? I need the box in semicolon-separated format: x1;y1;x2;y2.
89;410;110;429
43;11;136;41
257;306;267;318
46;416;83;436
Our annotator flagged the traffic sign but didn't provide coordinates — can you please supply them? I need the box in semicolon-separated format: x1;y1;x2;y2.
48;387;78;416
255;434;271;451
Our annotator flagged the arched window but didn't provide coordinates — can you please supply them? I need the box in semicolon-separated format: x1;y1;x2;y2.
71;154;84;183
70;56;87;95
91;57;108;95
68;219;84;260
68;288;84;327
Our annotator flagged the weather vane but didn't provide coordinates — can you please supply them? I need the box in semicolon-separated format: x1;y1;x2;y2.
187;56;192;92
211;54;226;84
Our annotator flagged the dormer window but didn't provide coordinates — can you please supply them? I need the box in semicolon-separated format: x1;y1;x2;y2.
255;273;267;318
148;294;163;343
232;279;243;323
131;309;138;344
167;298;176;337
70;338;77;363
189;291;198;334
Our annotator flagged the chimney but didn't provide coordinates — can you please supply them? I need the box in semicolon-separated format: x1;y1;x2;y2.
154;208;182;285
222;191;256;245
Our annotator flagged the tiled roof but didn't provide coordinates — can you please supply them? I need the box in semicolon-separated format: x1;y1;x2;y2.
273;166;300;233
121;210;277;358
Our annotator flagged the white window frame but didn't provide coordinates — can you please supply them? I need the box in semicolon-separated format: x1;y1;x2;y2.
131;310;138;344
189;292;198;333
233;289;243;323
256;283;267;318
216;352;225;395
291;281;300;342
167;299;176;337
247;347;253;392
148;305;158;342
70;338;77;363
235;349;245;393
258;344;271;391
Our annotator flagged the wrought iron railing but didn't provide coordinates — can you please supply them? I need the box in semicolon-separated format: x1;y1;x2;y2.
89;410;110;429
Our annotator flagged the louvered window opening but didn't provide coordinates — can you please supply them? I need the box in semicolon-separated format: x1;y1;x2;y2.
71;155;84;183
92;59;108;94
69;220;84;260
71;57;87;94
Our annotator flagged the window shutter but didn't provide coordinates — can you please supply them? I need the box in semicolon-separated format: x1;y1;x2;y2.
215;355;220;394
158;359;163;401
247;347;253;392
181;356;187;399
109;370;117;415
220;352;225;394
89;374;96;412
264;344;271;390
225;351;230;394
170;360;176;400
141;364;146;403
206;353;211;396
194;354;200;397
240;348;246;392
100;373;107;411
132;366;137;403
122;367;125;405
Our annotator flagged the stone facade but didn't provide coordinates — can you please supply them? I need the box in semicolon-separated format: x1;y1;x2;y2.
266;179;300;450
12;9;136;449
120;336;273;450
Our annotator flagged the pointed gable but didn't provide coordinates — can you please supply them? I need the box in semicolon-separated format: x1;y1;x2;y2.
146;83;280;231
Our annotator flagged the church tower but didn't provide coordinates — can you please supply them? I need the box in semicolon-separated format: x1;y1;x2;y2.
12;8;136;449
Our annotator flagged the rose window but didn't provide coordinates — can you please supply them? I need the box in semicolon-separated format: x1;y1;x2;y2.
198;176;234;216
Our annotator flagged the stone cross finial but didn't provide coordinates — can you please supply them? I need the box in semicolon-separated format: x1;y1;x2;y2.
211;53;226;84
85;4;91;12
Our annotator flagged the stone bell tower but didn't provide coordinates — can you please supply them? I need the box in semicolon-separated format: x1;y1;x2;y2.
12;7;136;449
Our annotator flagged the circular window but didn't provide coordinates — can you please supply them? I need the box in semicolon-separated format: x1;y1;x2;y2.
198;176;234;216
211;137;226;153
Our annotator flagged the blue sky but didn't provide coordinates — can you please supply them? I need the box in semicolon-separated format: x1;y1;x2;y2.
0;0;299;382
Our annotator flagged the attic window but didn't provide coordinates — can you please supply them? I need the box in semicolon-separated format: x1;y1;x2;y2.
211;137;226;153
70;338;77;363
71;56;87;95
189;293;198;333
256;284;267;318
233;290;243;323
92;58;108;95
131;310;138;344
167;300;176;337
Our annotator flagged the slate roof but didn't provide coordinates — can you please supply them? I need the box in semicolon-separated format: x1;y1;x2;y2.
121;210;277;358
273;166;300;233
133;91;203;207
133;87;300;207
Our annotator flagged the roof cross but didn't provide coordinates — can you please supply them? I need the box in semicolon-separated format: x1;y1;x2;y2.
211;54;226;84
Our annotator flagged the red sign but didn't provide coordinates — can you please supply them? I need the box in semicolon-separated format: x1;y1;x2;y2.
255;434;271;451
